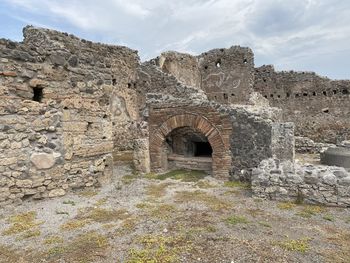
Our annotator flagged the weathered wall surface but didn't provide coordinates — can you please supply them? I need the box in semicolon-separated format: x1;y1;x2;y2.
252;158;350;207
153;46;255;105
0;26;139;205
254;65;350;143
147;95;294;180
198;47;255;104
157;51;201;89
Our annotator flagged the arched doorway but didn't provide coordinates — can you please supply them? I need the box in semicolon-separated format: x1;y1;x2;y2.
165;126;213;173
149;113;231;179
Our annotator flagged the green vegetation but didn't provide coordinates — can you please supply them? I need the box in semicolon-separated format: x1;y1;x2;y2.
174;190;232;211
296;205;326;218
44;235;64;245
122;174;139;184
78;189;98;197
225;215;249;226
46;231;108;262
277;202;297;210
275;238;311;253
62;200;76;206
224;181;250;189
60;219;89;231
127;234;192;263
145;182;172;198
78;207;130;223
3;211;42;235
323;214;335;222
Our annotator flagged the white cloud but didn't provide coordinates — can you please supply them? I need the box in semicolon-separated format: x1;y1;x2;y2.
3;0;350;78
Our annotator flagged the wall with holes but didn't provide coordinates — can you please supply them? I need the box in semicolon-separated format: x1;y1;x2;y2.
0;26;140;205
254;65;350;143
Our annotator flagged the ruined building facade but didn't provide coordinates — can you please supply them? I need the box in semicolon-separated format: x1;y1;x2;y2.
0;27;349;207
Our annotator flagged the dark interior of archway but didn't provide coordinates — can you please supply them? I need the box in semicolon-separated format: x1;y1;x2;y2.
194;142;212;157
165;126;212;157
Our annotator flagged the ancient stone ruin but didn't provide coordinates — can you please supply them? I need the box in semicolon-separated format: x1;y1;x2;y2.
0;26;349;207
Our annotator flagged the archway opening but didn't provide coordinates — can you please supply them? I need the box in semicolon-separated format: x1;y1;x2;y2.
164;126;212;173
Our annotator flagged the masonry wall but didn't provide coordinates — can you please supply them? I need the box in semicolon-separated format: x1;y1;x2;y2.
254;65;350;143
0;26;139;205
252;158;350;207
147;95;294;180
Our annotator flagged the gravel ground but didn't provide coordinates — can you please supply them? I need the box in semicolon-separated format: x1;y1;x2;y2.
0;164;349;263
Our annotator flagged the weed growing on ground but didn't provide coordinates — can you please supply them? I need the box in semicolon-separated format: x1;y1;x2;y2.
17;229;41;240
44;235;64;245
55;210;69;215
121;174;139;184
224;181;250;189
174;190;232;211
63;200;76;206
127;234;192;263
46;231;108;262
323;214;335;222
60;219;89;231
145;182;172;198
78;207;130;223
3;211;42;235
277;202;297;210
78;189;98;198
275;238;311;253
296;205;326;218
225;215;249;226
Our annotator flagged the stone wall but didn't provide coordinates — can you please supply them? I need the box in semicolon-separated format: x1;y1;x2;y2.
295;136;334;154
147;94;294;180
152;46;255;105
0;26;139;205
254;65;350;143
252;158;350;207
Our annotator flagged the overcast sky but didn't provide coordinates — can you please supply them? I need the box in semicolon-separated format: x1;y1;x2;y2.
1;0;350;79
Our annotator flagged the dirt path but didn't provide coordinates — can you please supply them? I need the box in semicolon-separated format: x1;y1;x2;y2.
0;166;349;263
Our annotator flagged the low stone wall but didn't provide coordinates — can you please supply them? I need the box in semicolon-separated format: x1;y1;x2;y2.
295;136;334;154
168;155;212;172
252;158;350;207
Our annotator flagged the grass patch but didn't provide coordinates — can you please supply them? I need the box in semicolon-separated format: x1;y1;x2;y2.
153;169;207;182
94;197;108;206
63;200;76;206
60;219;89;231
127;234;192;263
78;207;130;223
277;202;297;210
322;231;350;263
122;174;139;184
174;190;232;211
296;205;326;218
149;204;177;220
78;189;98;198
55;210;69;215
44;235;64;245
224;181;250;189
3;211;42;235
225;215;249;226
18;229;41;240
323;214;335;222
45;231;108;262
275;238;311;253
145;182;172;198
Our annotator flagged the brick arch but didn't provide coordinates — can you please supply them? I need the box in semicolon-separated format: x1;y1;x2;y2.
149;113;231;179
